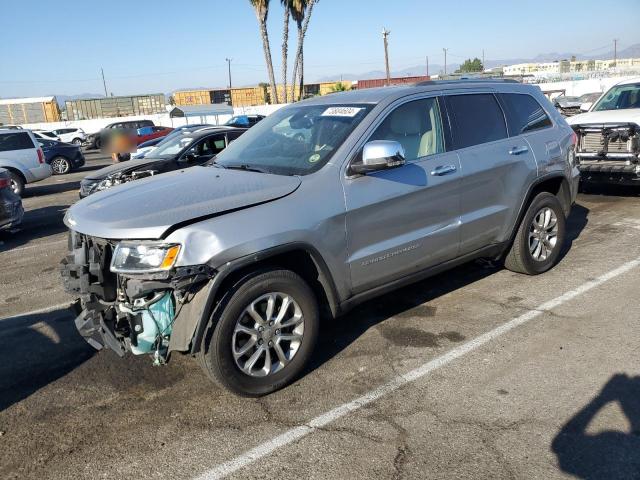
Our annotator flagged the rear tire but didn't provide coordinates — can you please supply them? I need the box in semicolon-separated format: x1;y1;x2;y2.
72;138;82;145
504;192;566;275
7;171;24;196
198;269;319;397
50;156;71;175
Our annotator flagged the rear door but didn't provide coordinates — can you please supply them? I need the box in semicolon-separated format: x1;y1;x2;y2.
0;131;39;169
343;96;462;294
444;92;537;254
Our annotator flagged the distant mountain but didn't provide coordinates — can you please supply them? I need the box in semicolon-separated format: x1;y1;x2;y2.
314;43;640;82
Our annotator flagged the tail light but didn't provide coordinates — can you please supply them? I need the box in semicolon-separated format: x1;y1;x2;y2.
0;177;10;189
37;148;45;164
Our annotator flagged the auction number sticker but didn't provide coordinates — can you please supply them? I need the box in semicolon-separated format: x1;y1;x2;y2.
321;106;363;117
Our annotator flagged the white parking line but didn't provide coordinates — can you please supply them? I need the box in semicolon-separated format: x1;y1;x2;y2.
194;255;640;480
0;302;72;322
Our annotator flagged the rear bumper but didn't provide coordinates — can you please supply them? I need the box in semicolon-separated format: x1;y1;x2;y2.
25;164;53;183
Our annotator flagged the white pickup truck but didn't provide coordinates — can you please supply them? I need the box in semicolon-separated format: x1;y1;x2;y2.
568;77;640;186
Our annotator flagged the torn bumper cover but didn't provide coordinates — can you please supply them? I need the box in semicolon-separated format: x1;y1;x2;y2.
60;231;214;362
573;123;640;184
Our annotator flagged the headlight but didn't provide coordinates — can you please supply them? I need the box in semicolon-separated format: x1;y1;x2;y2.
111;242;181;273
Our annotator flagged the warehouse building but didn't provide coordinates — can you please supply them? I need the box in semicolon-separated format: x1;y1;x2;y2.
0;96;61;125
65;94;165;121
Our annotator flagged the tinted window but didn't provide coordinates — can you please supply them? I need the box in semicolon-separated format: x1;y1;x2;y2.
368;97;445;161
499;93;552;135
0;132;35;151
445;94;508;149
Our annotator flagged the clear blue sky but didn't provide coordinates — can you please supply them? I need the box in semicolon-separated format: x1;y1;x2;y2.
1;0;638;98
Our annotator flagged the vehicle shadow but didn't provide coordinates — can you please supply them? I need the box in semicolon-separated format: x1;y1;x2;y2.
0;307;95;412
24;180;81;197
0;205;68;252
552;374;640;479
307;202;590;376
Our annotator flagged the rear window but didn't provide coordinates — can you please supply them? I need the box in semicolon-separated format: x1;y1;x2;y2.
0;132;35;152
499;93;552;135
445;94;508;149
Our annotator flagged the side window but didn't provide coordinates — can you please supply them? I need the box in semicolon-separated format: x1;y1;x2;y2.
499;93;552;135
0;132;35;151
226;131;243;143
445;94;508;149
368;97;445;161
204;134;227;154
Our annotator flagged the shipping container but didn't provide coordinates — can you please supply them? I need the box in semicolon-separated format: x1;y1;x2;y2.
0;97;61;124
65;94;165;120
356;76;431;89
230;86;267;107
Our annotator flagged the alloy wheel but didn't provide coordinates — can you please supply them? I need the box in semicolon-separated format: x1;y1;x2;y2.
51;157;70;175
529;207;558;261
232;292;304;377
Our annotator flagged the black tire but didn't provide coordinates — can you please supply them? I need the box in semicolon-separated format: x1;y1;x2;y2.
72;138;82;145
50;156;71;175
95;138;102;150
504;192;566;275
7;171;24;196
198;269;319;397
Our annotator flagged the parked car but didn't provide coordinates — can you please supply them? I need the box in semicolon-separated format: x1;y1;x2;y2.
52;127;86;145
553;95;582;117
0;125;22;130
224;114;265;128
61;80;578;396
0;168;24;231
131;124;213;159
38;139;85;175
78;127;245;197
32;130;61;141
568;77;640;186
84;120;155;150
0;129;51;195
577;92;604;112
136;126;173;145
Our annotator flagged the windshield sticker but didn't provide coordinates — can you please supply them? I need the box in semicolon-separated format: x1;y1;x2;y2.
309;153;321;163
321;107;363;117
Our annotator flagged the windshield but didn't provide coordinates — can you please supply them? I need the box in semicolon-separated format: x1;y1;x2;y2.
592;83;640;111
148;134;195;159
215;104;373;175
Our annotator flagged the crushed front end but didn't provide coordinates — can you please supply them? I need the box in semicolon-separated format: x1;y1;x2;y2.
60;230;214;364
573;123;640;185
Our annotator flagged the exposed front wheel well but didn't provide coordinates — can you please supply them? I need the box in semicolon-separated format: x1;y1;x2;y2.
2;167;26;184
529;176;572;217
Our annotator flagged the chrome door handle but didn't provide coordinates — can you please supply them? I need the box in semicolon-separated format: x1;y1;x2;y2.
509;146;529;155
430;165;457;176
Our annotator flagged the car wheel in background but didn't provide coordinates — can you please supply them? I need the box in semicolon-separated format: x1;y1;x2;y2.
7;171;24;196
198;269;319;397
504;192;566;275
72;138;82;145
50;157;71;175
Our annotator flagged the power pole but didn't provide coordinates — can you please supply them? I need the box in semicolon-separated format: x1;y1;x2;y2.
382;28;391;86
613;39;618;67
482;49;485;70
443;48;449;75
226;58;233;89
100;68;108;97
426;56;429;77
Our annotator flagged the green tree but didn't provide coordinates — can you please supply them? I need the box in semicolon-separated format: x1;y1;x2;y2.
456;57;484;73
249;0;279;104
329;82;348;92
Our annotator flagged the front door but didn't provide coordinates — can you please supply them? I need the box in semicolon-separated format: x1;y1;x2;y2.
342;97;462;295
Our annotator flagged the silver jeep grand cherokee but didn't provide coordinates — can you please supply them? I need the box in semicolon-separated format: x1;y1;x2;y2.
61;80;579;396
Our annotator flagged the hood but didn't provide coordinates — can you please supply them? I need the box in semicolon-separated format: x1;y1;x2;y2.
568;108;640;127
84;158;167;180
65;166;301;239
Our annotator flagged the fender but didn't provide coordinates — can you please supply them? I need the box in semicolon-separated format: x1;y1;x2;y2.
187;242;341;355
0;159;30;182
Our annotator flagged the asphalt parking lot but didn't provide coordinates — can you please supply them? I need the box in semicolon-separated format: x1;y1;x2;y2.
1;156;639;480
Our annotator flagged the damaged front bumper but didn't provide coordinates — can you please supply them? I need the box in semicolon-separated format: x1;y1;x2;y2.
60;231;215;363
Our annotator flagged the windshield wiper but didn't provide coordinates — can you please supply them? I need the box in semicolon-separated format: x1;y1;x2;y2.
224;164;269;174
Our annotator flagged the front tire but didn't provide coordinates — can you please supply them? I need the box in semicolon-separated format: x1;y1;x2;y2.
72;138;82;145
504;192;566;275
198;269;319;397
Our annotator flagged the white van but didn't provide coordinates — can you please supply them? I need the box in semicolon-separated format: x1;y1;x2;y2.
0;129;52;195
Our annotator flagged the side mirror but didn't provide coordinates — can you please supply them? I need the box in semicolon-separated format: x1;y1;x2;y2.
580;102;592;112
181;152;198;163
350;140;406;174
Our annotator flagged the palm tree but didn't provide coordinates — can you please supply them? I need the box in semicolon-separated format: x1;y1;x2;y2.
281;0;292;103
290;0;317;101
250;0;279;104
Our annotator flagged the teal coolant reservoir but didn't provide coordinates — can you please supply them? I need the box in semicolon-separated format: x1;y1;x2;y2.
130;292;175;355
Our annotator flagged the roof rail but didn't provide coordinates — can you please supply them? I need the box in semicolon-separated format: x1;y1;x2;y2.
414;78;520;86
